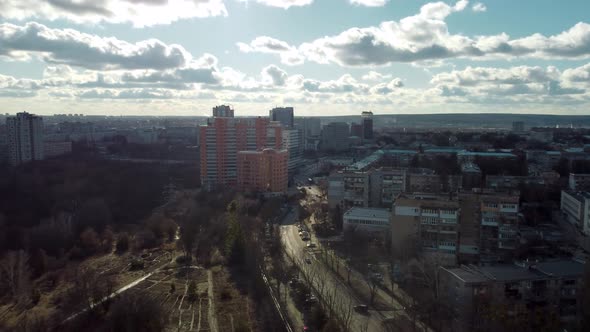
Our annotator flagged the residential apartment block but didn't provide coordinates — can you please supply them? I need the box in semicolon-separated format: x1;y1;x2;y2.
343;207;390;234
560;190;590;236
440;259;585;332
236;148;288;194
568;173;590;191
391;194;460;266
199;106;282;190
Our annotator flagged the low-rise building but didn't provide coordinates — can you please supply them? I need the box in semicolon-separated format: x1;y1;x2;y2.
343;207;390;234
440;259;585;332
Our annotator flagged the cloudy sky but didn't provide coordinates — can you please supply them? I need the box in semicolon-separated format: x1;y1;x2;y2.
1;0;590;116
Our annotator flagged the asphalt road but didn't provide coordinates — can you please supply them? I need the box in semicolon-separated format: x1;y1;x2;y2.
280;209;385;332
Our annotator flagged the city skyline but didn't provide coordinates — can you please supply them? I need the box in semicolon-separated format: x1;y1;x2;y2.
1;0;590;116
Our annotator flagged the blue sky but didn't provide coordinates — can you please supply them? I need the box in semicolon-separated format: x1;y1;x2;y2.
1;0;590;116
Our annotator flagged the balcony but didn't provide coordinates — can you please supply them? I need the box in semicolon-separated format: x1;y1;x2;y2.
439;244;457;251
481;220;499;227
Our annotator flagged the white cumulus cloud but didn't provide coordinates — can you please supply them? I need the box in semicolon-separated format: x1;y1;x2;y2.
349;0;389;7
472;3;487;12
0;0;227;27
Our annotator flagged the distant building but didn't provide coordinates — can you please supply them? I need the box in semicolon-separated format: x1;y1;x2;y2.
381;149;417;167
125;128;159;144
294;117;321;151
161;127;199;145
237;148;288;194
6;112;44;166
440;259;585;332
512;121;525;132
44;141;72;158
529;130;553;142
485;175;554;190
343;207;390;234
212;105;234;118
560;190;590;235
461;163;482;189
525;150;562;171
457;151;517;163
361;111;374;139
350;123;363;137
282;128;302;174
568;173;590;191
269;107;294;128
320;122;350;152
294;117;321;137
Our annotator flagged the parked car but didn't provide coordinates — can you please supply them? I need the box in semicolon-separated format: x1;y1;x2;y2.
370;272;384;281
305;294;318;304
354;304;369;314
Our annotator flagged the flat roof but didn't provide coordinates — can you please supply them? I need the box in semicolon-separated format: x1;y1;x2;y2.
442;267;488;284
343;207;390;219
478;265;542;282
424;148;465;153
394;195;458;208
346;150;384;171
382;149;418;154
458;151;517;158
532;260;585;278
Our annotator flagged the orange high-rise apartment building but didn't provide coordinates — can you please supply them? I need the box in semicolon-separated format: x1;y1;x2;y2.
200;105;284;190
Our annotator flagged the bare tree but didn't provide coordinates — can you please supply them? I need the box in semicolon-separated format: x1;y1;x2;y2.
65;267;115;314
339;297;355;331
0;250;31;306
108;292;168;331
365;273;380;305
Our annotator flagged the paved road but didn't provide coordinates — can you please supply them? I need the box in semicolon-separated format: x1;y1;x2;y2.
280;210;385;332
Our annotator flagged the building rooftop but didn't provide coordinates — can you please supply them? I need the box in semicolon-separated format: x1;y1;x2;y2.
424;148;466;154
343;207;390;220
458;151;517;158
461;163;481;173
394;194;458;208
478;265;542;282
442;267;489;284
532;260;585;278
346;150;384;171
562;190;590;201
382;149;418;155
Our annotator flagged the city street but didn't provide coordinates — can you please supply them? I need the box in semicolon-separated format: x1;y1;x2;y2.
280;209;386;332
